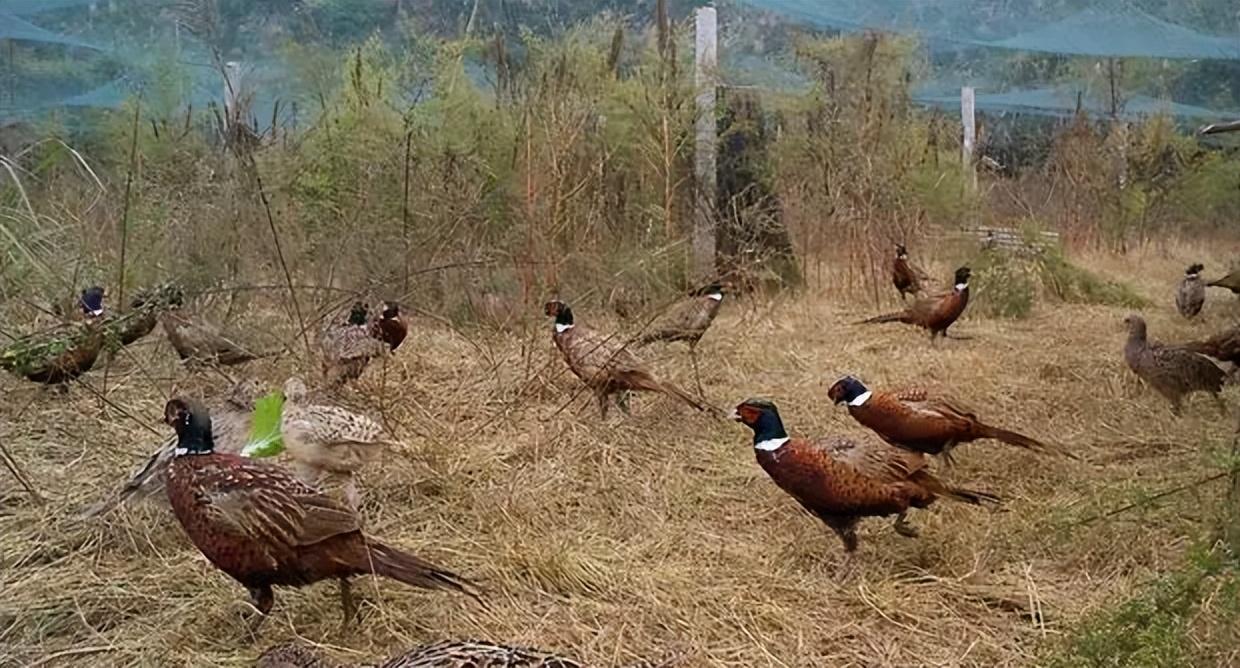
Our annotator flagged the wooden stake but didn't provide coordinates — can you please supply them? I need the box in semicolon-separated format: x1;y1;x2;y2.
693;7;718;283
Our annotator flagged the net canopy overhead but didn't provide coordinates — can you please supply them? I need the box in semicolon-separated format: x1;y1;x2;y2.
0;12;103;49
913;87;1236;120
0;0;98;15
990;8;1240;59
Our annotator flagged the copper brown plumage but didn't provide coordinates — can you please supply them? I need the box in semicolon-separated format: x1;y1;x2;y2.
320;302;388;386
1176;264;1205;319
1123;314;1226;416
826;376;1064;465
731;398;997;556
370;301;408;351
257;640;675;668
545;299;708;417
2;287;107;385
1206;267;1240;295
635;282;724;394
860;267;971;340
162;398;479;630
891;245;928;301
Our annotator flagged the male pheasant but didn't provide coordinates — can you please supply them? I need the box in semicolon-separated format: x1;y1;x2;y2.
860;267;971;340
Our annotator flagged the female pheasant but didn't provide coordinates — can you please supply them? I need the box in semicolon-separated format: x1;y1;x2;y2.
1124;314;1226;416
163;397;479;630
1176;264;1205;319
636;283;725;394
545;299;707;417
280;376;398;509
731;398;996;558
891;244;928;301
320;302;388;386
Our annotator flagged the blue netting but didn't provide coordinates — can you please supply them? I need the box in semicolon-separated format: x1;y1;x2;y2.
0;12;103;49
0;0;97;15
739;0;1240;60
913;87;1235;120
990;8;1240;59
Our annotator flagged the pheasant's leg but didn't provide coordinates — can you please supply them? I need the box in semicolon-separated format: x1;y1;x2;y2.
339;578;356;626
615;390;632;416
1170;397;1183;417
940;442;958;469
596;389;610;418
343;477;362;513
1213;393;1229;419
893;511;920;538
690;341;704;397
242;585;274;640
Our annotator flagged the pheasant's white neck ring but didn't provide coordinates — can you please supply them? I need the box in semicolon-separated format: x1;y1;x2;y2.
554;323;574;333
954;282;968;291
86;308;103;317
707;293;723;302
754;436;789;451
173;447;211;456
849;391;872;407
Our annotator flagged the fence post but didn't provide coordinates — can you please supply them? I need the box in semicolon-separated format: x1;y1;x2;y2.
961;86;977;194
693;7;718;282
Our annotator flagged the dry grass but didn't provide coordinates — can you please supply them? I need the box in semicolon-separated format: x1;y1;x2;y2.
3;242;1240;667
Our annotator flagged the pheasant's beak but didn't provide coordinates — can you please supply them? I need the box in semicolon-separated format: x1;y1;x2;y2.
727;408;742;422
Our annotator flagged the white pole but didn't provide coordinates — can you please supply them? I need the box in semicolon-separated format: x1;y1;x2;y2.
224;61;242;126
961;86;977;193
693;7;718;282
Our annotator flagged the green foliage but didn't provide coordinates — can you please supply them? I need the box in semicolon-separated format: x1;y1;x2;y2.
966;227;1149;319
1046;546;1240;668
242;391;286;458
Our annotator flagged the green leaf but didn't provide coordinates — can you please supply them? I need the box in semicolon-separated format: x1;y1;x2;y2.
242;391;285;458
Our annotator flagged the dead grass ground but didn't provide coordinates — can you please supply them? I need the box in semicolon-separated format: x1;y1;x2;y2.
2;242;1240;667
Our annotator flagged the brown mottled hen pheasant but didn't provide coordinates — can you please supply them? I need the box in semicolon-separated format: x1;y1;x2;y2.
1124;314;1226;416
636;282;725;393
280;376;397;509
891;244;929;301
257;640;674;668
1176;264;1205;319
860;267;971;340
320;302;388;386
545;299;707;417
82;380;263;517
163;397;479;630
162;305;264;366
731;398;997;558
827;376;1063;466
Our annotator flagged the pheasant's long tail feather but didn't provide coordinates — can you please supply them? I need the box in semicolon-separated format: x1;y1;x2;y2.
977;424;1078;460
857;311;910;325
365;541;483;602
626;373;712;413
911;471;1001;505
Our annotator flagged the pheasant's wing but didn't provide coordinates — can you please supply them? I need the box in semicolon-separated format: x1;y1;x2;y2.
323;326;386;362
813;435;927;483
195;457;360;548
571;325;645;374
1149;344;1225;390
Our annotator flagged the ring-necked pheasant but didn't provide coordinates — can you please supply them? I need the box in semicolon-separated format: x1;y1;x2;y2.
826;376;1063;466
731;398;997;561
83;379;263;517
280;376;397;509
860;267;971;340
163;397;479;631
1177;324;1240;366
1176;264;1205;319
1123;314;1226;416
891;244;929;301
258;640;675;668
636;282;725;394
544;299;708;417
320;302;388;386
369;301;408;352
2;287;107;385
